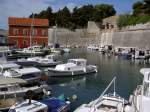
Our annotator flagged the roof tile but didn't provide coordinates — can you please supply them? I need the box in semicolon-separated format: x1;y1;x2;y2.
8;17;49;26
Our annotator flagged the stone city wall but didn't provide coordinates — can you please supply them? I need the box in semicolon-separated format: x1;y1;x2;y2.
48;22;150;49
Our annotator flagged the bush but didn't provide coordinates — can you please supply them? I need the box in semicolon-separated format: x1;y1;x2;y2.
117;14;150;29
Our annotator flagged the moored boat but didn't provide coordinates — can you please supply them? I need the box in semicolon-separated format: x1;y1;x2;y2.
15;45;45;56
2;67;43;84
0;78;50;111
8;97;70;112
46;58;97;77
15;54;62;67
0;62;20;75
129;68;150;112
74;77;132;112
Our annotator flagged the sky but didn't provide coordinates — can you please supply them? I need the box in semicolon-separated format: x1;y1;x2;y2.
0;0;140;30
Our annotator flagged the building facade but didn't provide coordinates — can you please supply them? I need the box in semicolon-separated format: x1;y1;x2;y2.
8;17;49;48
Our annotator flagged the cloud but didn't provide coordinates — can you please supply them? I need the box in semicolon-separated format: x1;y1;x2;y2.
0;0;50;29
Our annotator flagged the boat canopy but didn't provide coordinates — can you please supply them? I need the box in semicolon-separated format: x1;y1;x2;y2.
0;78;27;85
140;68;150;82
13;67;41;75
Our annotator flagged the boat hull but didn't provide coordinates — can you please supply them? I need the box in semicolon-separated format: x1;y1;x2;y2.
15;61;62;67
0;85;50;100
47;67;97;77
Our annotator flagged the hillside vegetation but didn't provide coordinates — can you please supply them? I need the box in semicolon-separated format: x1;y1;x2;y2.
29;4;116;30
118;0;150;28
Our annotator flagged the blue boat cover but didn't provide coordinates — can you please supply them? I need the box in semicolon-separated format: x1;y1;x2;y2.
40;98;67;112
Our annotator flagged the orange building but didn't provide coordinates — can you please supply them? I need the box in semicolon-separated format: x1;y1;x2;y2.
8;17;49;48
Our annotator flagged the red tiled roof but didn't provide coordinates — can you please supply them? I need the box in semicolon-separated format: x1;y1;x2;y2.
8;17;49;26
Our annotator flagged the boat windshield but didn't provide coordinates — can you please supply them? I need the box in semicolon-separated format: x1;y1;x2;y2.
68;60;76;64
68;60;85;66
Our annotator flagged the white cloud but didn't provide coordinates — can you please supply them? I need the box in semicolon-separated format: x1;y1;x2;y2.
0;0;50;29
66;2;76;12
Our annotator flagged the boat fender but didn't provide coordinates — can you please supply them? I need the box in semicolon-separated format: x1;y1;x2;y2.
95;68;97;73
72;71;74;75
72;94;77;101
43;89;51;96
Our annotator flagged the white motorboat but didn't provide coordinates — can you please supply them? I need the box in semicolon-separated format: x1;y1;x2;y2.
129;68;150;112
16;45;45;56
63;48;71;53
87;44;99;51
0;63;20;75
0;78;50;111
2;67;43;83
74;77;132;112
16;54;62;67
9;97;70;112
46;58;97;77
9;99;48;112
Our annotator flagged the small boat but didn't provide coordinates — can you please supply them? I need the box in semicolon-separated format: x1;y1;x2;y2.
129;68;150;112
0;78;50;111
87;44;99;51
63;48;71;53
15;45;45;56
9;99;48;112
2;67;43;84
9;97;70;112
74;77;132;112
0;62;20;75
16;54;62;67
46;58;97;77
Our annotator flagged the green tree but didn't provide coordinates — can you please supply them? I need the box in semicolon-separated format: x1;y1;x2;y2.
72;5;95;27
56;7;71;28
132;1;144;15
95;4;116;18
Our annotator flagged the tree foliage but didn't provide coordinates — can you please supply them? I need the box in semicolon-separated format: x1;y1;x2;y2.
29;4;116;29
118;0;150;28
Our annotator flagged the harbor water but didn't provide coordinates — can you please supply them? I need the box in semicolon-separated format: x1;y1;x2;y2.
48;48;149;111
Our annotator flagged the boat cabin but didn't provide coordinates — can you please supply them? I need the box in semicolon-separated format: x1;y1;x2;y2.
55;59;87;71
3;67;42;82
140;68;150;97
24;45;43;52
68;59;87;66
9;100;48;112
0;78;26;96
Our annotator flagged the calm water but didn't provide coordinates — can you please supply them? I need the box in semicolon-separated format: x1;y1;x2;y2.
48;48;149;111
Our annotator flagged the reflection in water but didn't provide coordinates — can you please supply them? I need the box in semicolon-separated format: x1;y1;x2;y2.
48;48;150;111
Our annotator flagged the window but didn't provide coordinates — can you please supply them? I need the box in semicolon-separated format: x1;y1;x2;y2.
33;29;37;36
13;29;19;35
0;87;8;91
23;40;27;47
14;40;18;46
23;29;28;35
42;30;47;36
